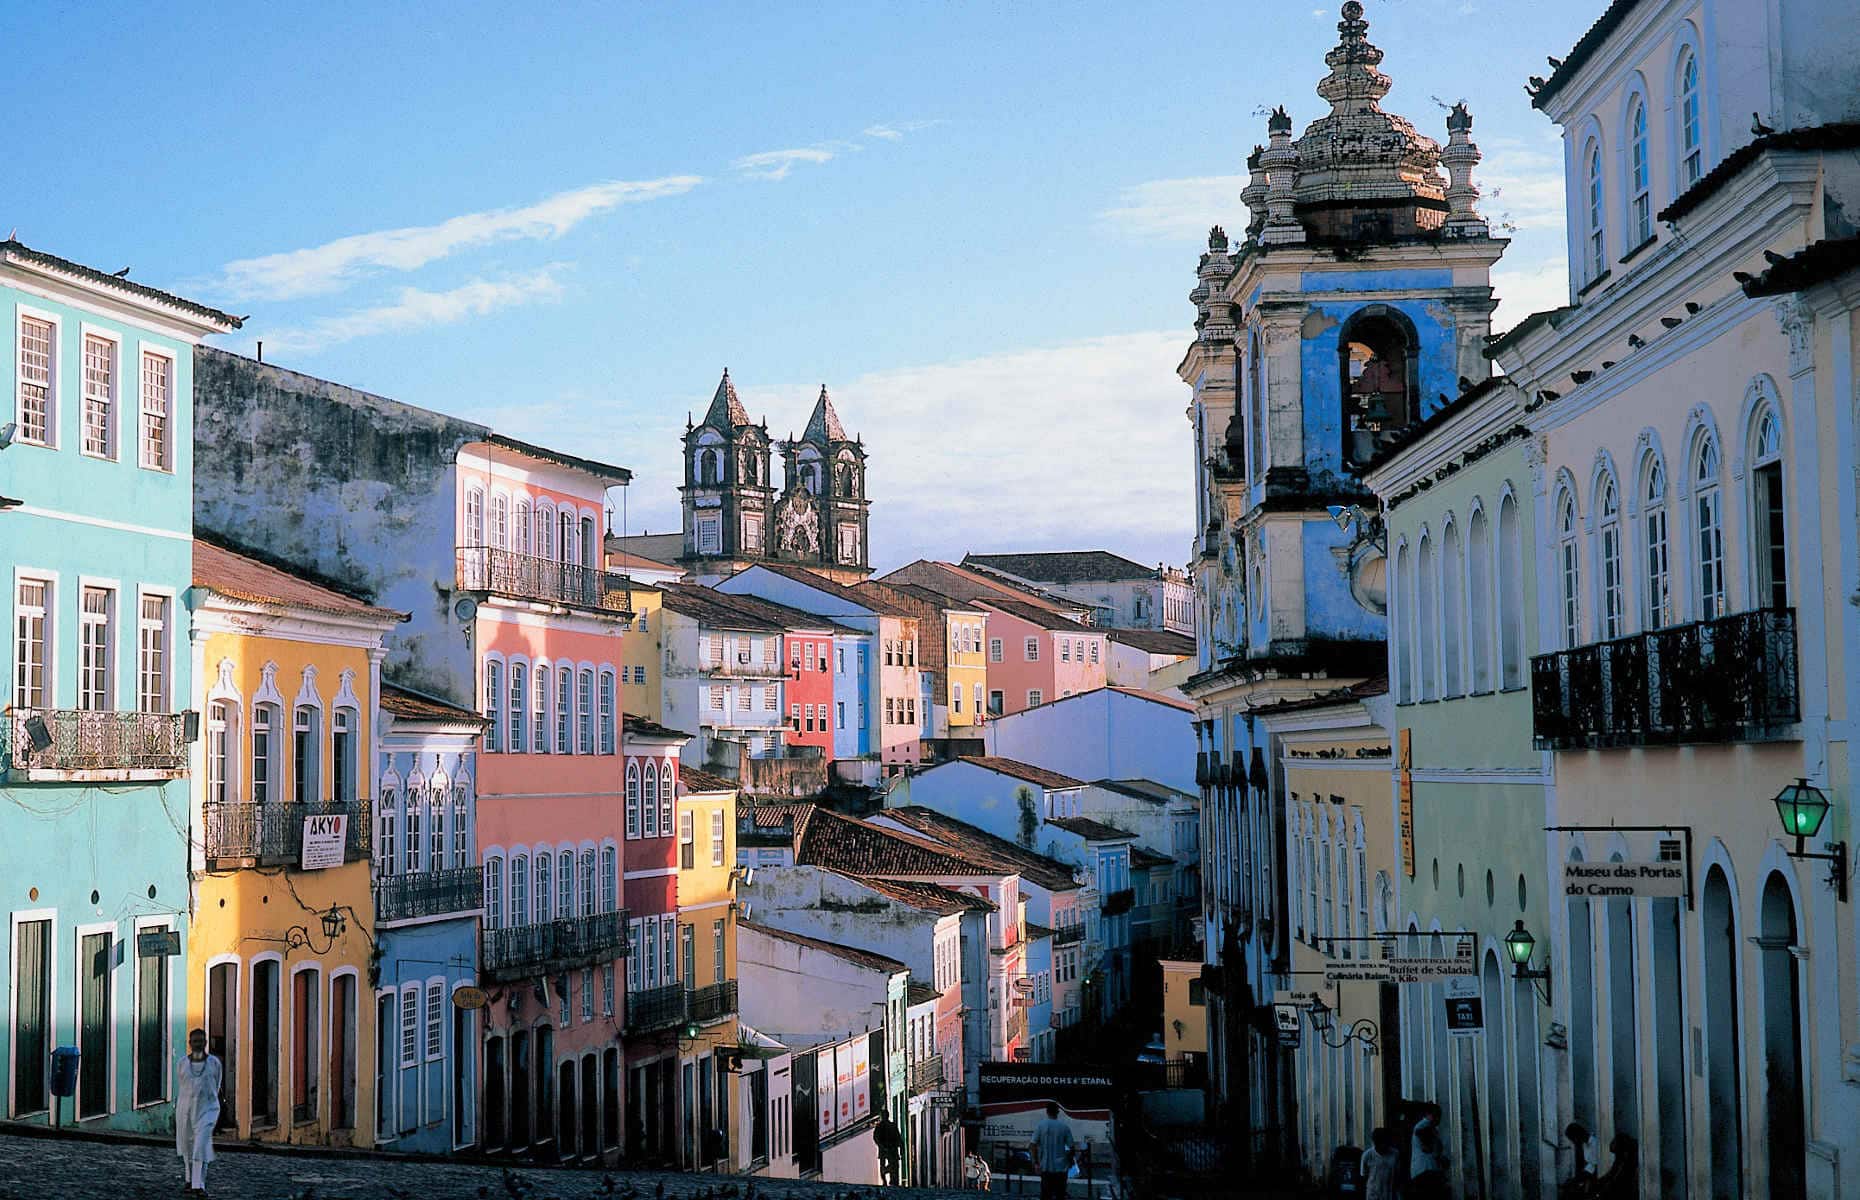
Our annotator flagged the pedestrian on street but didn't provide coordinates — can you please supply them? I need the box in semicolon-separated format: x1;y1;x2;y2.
174;1028;222;1196
1561;1122;1597;1199
1595;1134;1639;1200
1405;1102;1449;1200
1030;1101;1076;1200
875;1112;904;1186
1360;1126;1399;1200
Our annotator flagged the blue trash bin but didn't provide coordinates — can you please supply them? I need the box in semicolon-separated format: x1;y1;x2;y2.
50;1046;80;1098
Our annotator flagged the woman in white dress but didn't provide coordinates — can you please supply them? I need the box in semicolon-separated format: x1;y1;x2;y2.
174;1028;222;1195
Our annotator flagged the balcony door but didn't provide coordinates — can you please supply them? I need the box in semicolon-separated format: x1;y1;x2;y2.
76;929;113;1119
206;963;239;1130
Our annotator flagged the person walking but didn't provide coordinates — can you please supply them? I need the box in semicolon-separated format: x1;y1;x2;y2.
1405;1103;1449;1200
1561;1122;1597;1199
1360;1127;1399;1200
174;1028;222;1196
1595;1134;1639;1200
1030;1101;1076;1200
875;1112;904;1186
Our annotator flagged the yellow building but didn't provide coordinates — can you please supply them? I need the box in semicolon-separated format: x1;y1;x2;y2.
943;601;987;736
675;766;742;1171
1160;959;1209;1061
186;540;405;1146
617;580;664;724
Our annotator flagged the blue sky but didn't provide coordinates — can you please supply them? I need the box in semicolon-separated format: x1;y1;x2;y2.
7;1;1596;570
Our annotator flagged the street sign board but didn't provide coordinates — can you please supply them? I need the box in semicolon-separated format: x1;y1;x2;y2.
300;813;348;870
1273;989;1320;1008
1273;1003;1303;1048
452;986;488;1010
1444;978;1483;1037
1325;960;1392;983
136;929;180;958
1562;858;1686;899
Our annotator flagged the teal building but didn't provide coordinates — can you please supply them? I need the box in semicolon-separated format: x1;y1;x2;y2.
0;240;236;1130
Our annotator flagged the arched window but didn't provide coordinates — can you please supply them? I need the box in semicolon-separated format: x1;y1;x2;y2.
510;853;529;926
1395;543;1415;702
598;670;616;754
556;849;574;920
251;702;279;804
1679;52;1702;186
601;846;617;912
483;854;504;928
534;854;551;925
1597;478;1624;638
491;493;509;549
699;448;721;486
1694;436;1726;619
533;664;550;754
625;761;641;838
1468;509;1493;692
555;668;572;754
1628;99;1651;246
659;759;674;832
642;759;659;838
483;658;503;753
428;785;446;869
1440;521;1464;696
1498;494;1524;687
579;849;596;916
1643;458;1673;628
466;487;486;547
580;516;596;568
1416;535;1438;700
1750;408;1788;608
515;499;532;555
1558;492;1582;648
1247;330;1265;474
377;786;398;876
577;669;595;753
508;663;527;754
1340;311;1415;469
536;502;556;560
560;511;577;565
403;784;423;873
453;785;469;864
1585;140;1606;281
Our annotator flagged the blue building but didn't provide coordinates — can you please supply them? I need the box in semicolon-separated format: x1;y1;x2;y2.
0;241;236;1130
373;682;486;1152
1177;3;1506;1158
830;630;872;761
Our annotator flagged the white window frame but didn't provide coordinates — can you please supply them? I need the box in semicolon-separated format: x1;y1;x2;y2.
1024;637;1039;662
80;328;118;461
14;572;54;711
135;588;173;714
16;307;58;448
78;581;117;712
138;346;176;472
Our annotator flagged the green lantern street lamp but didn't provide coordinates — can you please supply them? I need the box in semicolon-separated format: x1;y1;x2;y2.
1504;920;1553;1005
1306;993;1377;1052
1773;777;1848;902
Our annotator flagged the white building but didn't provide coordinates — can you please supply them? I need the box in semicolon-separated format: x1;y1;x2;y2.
981;685;1199;795
962;550;1195;633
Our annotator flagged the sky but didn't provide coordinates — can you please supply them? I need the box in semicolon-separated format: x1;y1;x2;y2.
6;1;1597;571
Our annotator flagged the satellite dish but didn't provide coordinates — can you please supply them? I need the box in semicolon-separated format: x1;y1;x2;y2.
453;597;479;623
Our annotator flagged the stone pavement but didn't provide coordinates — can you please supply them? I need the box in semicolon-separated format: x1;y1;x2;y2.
0;1129;989;1200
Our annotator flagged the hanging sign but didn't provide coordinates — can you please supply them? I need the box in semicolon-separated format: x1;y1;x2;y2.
136;929;181;958
1325;959;1392;984
1562;859;1686;898
300;813;349;870
1273;1003;1302;1047
1444;978;1483;1037
1398;729;1415;878
1383;934;1476;982
452;987;489;1011
850;1038;871;1121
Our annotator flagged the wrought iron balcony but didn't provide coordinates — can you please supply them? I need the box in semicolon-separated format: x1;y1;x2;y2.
456;545;633;616
625;981;688;1033
1102;888;1136;917
374;865;484;922
202;800;371;867
702;658;787;679
686;980;738;1025
1052;924;1085;946
4;709;188;780
1530;607;1799;751
482;910;628;982
908;1055;944;1094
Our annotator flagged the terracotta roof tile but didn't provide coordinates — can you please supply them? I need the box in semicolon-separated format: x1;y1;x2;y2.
877;807;1080;892
1090;779;1196;805
1046;815;1135;842
739;562;915;617
679;767;737;794
624;714;694;741
1130;845;1175;870
1740;235;1860;298
739;919;907;974
1105;629;1197;656
380;682;486;725
1;239;240;329
193;539;407;622
950;755;1084;790
661;584;851;633
842;874;997;915
796;807;1005;877
977;597;1094;633
879;560;1080;616
963;551;1159;585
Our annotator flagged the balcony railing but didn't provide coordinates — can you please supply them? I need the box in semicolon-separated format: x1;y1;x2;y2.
1052;924;1085;946
456;546;633;615
374;865;484;922
4;709;188;779
703;659;787;679
686;980;738;1025
202;800;371;866
1531;608;1799;750
482;911;628;982
908;1055;944;1094
625;981;688;1034
1102;888;1136;917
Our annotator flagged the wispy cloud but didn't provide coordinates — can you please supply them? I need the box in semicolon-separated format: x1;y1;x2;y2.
1098;175;1245;242
862;120;943;141
731;146;840;181
577;331;1194;569
258;268;566;355
215;176;701;301
1491;256;1570;334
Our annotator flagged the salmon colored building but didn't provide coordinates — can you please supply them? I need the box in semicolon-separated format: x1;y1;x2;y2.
619;715;686;1164
784;627;836;758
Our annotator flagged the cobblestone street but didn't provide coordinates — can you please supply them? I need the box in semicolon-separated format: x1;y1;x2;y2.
0;1131;987;1200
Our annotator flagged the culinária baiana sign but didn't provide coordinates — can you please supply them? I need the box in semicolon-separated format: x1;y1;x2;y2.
1563;859;1686;898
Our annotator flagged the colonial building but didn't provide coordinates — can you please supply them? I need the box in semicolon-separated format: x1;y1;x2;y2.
1;242;236;1133
187;539;404;1148
963;551;1194;634
680;374;871;586
1179;0;1504;1165
1493;3;1860;1197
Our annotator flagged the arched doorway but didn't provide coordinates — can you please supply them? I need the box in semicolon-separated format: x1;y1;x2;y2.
1701;865;1743;1198
1338;308;1418;469
1482;951;1512;1199
1566;859;1598;1134
1604;884;1640;1145
1650;897;1689;1197
1759;873;1805;1200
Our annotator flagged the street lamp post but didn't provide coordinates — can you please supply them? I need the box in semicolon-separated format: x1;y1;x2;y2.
1773;777;1848;902
1503;920;1553;1005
